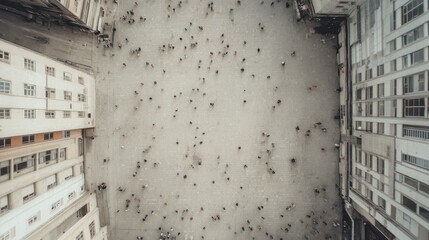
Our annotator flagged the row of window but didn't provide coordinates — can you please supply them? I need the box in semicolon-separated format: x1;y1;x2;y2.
356;98;427;118
0;109;88;120
355;149;386;175
403;125;429;140
356;47;426;84
0;80;86;101
356;72;427;101
0;131;71;149
1;148;67;177
401;194;429;222
353;178;387;210
0;50;85;84
402;153;429;170
396;172;429;196
0;179;83;218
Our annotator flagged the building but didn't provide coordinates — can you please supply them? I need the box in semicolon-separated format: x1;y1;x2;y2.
312;0;429;239
57;0;104;31
0;39;106;240
0;0;103;32
310;0;357;16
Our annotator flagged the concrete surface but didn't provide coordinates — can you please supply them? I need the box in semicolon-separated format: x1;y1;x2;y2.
87;0;342;239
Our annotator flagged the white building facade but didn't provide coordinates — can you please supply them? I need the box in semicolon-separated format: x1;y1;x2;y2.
0;39;105;240
336;0;429;239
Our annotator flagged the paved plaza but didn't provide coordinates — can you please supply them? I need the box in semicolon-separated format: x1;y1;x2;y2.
86;0;342;239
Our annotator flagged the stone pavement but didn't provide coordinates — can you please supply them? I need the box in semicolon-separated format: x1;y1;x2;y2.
86;0;342;239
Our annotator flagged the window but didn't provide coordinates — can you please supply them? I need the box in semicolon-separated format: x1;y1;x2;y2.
366;69;373;80
403;154;429;170
44;132;54;141
39;149;58;164
357;73;362;82
378;101;384;116
27;214;39;225
402;195;417;212
0;230;10;240
409;49;424;66
403;72;425;93
24;109;35;119
377;83;384;98
64;168;73;180
403;25;424;46
78;77;84;85
14;154;35;172
391;59;397;72
403;98;425;117
365;103;373;116
63;111;71;118
64;72;72;81
0;138;11;149
22;135;35;144
377;123;384;134
0;109;10;119
45;111;55;119
76;231;84;240
59;148;67;161
366;86;373;99
46;175;57;190
78;94;86;102
402;0;424;24
89;221;96;238
78;111;85;118
0;195;8;214
377;158;385;175
68;191;76;201
51;199;63;211
22;184;35;202
392;99;397;117
46;88;56;98
419;182;429;195
404;176;418;189
63;131;71;138
24;84;36;96
64;91;72;100
0;80;11;94
24;58;36;71
45;66;55;76
378;196;386;210
378;181;385;192
0;50;10;63
356;89;362;100
377;64;384;76
0;161;10;177
420;207;429;221
403;125;429;140
389;40;396;52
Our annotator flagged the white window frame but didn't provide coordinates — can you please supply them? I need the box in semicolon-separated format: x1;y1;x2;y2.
24;84;36;96
45;111;55;119
63;111;71;118
0;109;10;119
63;72;72;81
24;109;36;119
0;50;10;63
24;58;36;71
0;80;11;94
64;91;72;101
45;66;55;76
46;88;56;98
